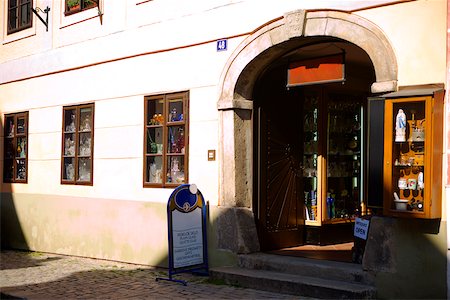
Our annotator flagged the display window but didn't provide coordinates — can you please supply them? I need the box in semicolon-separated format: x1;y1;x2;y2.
7;0;33;34
144;92;189;188
3;112;29;183
65;0;98;15
382;93;443;219
61;104;94;185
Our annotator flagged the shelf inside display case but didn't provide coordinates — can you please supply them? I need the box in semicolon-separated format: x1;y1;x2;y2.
389;101;425;213
302;91;364;226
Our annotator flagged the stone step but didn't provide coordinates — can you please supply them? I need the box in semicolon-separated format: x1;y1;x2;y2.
238;253;375;285
210;266;377;299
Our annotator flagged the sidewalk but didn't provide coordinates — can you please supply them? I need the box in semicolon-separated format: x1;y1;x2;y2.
0;249;303;299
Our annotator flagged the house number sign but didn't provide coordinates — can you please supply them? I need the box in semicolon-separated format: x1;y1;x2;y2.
156;184;209;285
217;39;227;51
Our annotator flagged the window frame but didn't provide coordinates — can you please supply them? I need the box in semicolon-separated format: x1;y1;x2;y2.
61;103;95;186
64;0;98;16
3;112;29;183
7;0;33;35
144;91;189;188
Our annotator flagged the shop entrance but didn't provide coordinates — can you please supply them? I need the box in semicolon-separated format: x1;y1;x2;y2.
253;41;375;260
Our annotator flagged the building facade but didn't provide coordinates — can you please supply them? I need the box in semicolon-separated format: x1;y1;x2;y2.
1;0;448;298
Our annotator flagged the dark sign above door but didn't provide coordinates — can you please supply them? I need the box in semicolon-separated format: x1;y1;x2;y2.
287;54;345;87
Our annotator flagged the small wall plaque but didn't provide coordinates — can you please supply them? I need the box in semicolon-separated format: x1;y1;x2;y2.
208;150;216;161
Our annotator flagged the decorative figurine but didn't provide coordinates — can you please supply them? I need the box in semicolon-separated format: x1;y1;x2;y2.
176;128;185;154
66;114;76;132
417;171;424;190
170;108;177;122
8;120;14;137
395;109;407;142
149;163;162;183
66;163;74;181
81;113;91;131
65;137;75;156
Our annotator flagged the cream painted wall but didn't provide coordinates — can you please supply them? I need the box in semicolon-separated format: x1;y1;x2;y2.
0;53;224;205
1;1;446;203
1;0;446;204
356;0;447;87
0;0;447;274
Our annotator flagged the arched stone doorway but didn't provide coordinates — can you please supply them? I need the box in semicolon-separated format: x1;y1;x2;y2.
216;9;398;254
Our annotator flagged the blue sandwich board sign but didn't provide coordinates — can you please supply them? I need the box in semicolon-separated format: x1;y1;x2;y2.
156;184;208;285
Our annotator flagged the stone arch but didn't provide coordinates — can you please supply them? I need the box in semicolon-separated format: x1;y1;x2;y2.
216;9;398;254
217;9;397;209
218;10;397;111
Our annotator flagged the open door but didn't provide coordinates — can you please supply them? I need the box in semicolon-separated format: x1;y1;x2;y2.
254;66;305;251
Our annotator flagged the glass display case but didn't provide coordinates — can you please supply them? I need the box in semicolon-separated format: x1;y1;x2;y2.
3;113;28;182
325;97;362;223
302;90;363;226
62;105;94;184
303;93;320;223
383;93;443;219
144;92;188;187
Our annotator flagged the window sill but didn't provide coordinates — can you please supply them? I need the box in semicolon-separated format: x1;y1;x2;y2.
60;6;101;29
2;27;36;45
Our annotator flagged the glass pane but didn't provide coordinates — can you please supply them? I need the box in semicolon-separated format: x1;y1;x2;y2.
303;93;319;221
78;132;91;156
391;101;425;212
326;97;362;220
168;99;184;122
147;127;163;154
6;117;15;137
147;99;164;125
16;137;26;158
77;157;91;182
17;117;25;134
64;133;76;156
166;156;185;184
65;109;76;132
82;0;97;9
5;139;14;159
63;157;75;181
8;8;18;31
20;2;30;27
147;156;163;184
4;160;14;180
79;107;92;132
16;159;26;180
167;126;185;154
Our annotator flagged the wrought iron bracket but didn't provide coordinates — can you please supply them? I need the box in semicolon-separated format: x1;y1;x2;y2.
31;6;50;32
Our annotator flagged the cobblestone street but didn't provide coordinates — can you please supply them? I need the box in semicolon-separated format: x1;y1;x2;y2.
0;250;303;299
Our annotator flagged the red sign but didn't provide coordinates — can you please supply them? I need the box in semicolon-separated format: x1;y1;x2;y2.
287;54;345;87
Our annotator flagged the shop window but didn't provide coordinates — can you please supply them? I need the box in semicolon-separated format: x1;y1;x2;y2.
144;92;189;187
61;104;94;185
7;0;33;34
65;0;98;15
3;112;28;183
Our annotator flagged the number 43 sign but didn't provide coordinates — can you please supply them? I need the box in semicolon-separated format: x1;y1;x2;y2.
354;217;370;240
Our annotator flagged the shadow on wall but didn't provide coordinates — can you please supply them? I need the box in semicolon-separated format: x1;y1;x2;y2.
363;216;446;299
1;193;29;251
1;116;29;250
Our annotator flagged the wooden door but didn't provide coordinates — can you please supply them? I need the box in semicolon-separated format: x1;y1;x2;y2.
254;71;305;250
